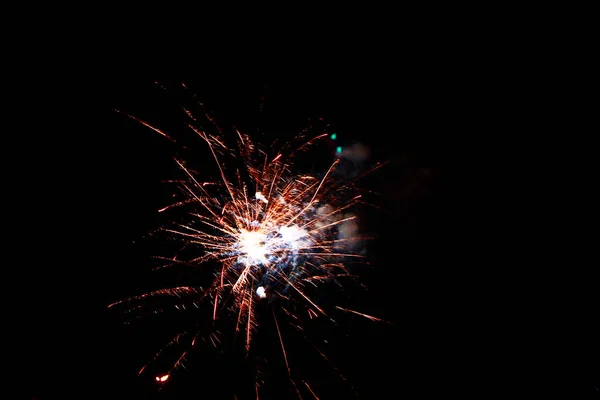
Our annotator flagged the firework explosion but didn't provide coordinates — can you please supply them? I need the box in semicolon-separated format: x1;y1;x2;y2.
109;84;387;398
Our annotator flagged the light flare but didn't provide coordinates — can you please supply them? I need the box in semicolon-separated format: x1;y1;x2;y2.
238;228;268;264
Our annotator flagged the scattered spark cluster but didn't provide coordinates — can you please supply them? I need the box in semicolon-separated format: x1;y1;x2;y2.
109;84;387;398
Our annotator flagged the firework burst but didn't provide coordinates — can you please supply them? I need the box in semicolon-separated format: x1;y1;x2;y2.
109;83;388;398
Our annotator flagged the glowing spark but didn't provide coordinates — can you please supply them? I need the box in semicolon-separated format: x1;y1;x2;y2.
156;374;169;382
238;229;268;264
255;191;268;204
115;110;176;143
304;381;320;399
335;306;389;323
256;286;266;298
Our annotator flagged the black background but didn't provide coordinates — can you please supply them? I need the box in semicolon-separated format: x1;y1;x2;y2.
22;79;597;398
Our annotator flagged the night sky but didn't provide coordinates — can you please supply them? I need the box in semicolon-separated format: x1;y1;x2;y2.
25;80;592;398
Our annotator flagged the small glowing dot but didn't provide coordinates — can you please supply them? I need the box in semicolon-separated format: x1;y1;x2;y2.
256;286;266;298
330;133;337;140
255;191;268;204
336;146;342;154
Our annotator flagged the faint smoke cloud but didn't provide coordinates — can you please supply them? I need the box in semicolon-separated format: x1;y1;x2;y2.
341;142;370;164
315;204;335;231
338;142;370;178
315;205;361;252
335;213;359;251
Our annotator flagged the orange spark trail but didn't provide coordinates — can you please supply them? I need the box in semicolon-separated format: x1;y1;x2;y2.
281;275;326;316
304;381;320;399
114;110;177;143
272;307;303;399
286;159;339;226
174;159;215;204
246;286;253;352
188;125;243;218
335;306;389;323
272;307;290;372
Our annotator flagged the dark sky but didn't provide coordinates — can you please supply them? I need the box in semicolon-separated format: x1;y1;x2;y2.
26;80;588;399
102;81;455;399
